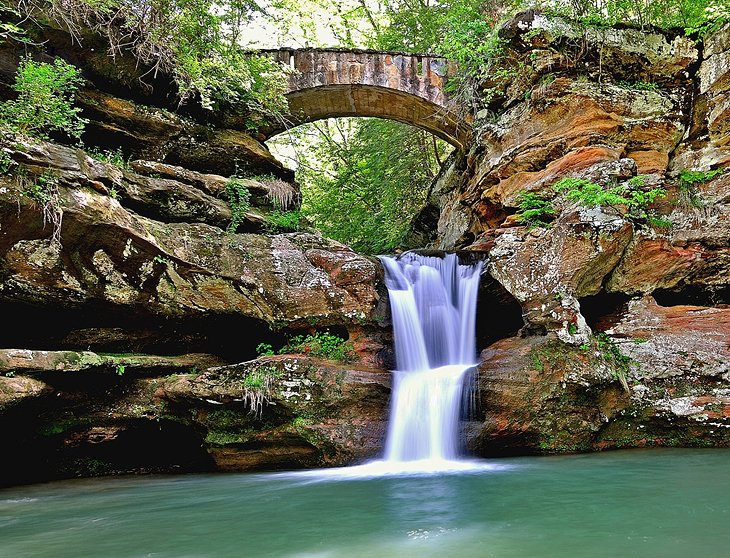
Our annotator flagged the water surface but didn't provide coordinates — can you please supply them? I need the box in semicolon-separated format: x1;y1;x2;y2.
2;448;729;557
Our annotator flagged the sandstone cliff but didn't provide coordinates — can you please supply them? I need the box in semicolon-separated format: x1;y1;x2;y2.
0;12;729;485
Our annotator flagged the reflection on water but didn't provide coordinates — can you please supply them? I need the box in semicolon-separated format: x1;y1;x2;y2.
1;449;730;558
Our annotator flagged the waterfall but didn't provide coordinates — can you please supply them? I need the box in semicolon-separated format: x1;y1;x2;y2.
380;252;482;464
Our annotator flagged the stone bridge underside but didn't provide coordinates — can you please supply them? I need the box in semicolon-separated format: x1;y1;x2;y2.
262;49;471;150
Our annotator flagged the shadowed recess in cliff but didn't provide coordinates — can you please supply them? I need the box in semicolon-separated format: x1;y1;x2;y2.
0;301;287;361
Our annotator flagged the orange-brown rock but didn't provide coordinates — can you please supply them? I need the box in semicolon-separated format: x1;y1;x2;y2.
0;375;52;411
469;296;730;455
488;207;633;340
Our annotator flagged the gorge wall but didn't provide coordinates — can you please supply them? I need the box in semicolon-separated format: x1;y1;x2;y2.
0;12;729;485
417;11;730;454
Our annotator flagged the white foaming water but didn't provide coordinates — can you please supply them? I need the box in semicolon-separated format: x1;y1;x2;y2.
380;252;483;468
293;252;486;480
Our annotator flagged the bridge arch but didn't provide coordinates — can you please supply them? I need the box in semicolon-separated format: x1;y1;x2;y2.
260;49;471;150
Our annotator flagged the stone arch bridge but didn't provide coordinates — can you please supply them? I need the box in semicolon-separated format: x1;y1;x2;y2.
260;49;471;150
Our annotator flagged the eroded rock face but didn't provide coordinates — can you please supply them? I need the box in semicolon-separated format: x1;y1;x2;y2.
0;130;390;485
488;207;632;341
416;14;729;340
470;296;730;455
0;138;380;331
159;355;390;470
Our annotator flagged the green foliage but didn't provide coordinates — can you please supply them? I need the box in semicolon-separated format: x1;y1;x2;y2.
280;331;356;363
243;366;282;389
21;0;289;118
19;168;63;244
239;364;284;417
87;147;130;170
0;56;87;140
647;215;673;230
595;332;632;393
256;343;275;357
115;364;126;376
225;177;252;233
678;168;723;209
679;168;724;186
276;118;446;254
265;209;302;232
0;150;15;175
0;6;30;45
526;0;728;34
553;176;666;221
515;191;555;227
24;170;58;205
529;351;544;372
684;2;730;37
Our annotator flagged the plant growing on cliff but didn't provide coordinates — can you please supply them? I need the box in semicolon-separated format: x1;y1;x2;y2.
19;168;63;245
256;343;275;357
515;191;555;227
225;177;252;233
280;331;356;363
264;209;303;233
678;167;724;209
526;0;727;34
553;176;666;223
87;147;131;171
0;56;87;140
595;332;632;393
241;365;283;418
18;0;290;120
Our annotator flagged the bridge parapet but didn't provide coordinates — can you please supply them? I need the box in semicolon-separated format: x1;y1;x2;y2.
263;49;457;107
259;48;469;150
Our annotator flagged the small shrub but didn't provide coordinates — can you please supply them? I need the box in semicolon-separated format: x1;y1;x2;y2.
256;343;275;357
596;332;632;393
679;168;724;186
515;191;555;227
0;150;15;175
87;147;130;171
241;364;283;417
678;168;724;209
21;169;63;245
553;176;666;222
280;331;355;363
647;215;673;230
0;56;87;140
225;177;251;233
265;209;302;232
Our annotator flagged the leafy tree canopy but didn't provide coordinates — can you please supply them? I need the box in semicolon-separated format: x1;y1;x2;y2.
11;0;290;117
270;118;449;254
